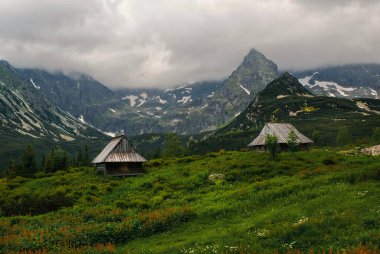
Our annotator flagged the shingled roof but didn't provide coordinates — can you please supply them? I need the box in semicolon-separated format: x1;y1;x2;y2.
248;123;313;146
92;135;147;163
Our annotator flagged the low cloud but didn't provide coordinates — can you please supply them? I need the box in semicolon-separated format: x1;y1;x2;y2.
0;0;379;88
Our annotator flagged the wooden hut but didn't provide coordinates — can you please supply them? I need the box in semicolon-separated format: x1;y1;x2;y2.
92;134;147;176
248;123;313;151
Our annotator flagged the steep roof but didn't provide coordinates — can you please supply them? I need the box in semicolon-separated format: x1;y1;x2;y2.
92;135;147;163
248;123;313;146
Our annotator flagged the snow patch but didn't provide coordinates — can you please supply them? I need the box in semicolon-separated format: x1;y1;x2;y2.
140;92;148;100
155;107;162;110
155;96;167;104
175;85;189;90
60;134;75;141
109;108;116;113
369;88;378;97
104;131;116;137
177;95;192;104
207;92;214;98
30;78;40;89
200;104;208;109
16;129;39;138
277;95;288;99
298;73;355;97
78;115;85;123
356;101;380;114
240;84;250;95
136;93;148;107
122;95;139;107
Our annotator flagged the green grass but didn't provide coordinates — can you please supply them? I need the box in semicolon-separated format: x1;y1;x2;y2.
0;149;379;253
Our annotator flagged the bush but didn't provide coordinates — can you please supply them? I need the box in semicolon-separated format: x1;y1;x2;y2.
322;158;336;166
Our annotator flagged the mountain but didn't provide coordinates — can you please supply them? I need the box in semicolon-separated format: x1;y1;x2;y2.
254;72;313;101
98;48;278;135
11;49;278;136
214;48;279;112
190;72;380;153
0;60;108;168
294;64;380;99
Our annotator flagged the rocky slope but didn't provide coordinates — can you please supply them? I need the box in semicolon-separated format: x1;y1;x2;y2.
94;48;278;135
0;60;108;167
8;53;380;139
14;48;279;136
294;64;380;99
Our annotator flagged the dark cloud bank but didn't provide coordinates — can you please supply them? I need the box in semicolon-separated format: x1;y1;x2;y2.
0;0;379;88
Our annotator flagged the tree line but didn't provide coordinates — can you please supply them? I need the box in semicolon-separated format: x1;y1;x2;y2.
6;145;91;178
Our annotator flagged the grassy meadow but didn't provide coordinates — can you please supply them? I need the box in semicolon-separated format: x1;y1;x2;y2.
0;149;379;253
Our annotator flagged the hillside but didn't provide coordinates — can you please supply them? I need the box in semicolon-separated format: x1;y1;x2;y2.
190;73;380;153
0;149;379;253
0;61;108;169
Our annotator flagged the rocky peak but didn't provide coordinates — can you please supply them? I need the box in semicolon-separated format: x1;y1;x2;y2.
256;72;314;101
240;48;275;68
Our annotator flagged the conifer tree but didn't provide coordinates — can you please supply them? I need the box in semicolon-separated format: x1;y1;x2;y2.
336;126;352;146
265;134;278;159
372;127;380;143
21;145;37;176
287;129;299;155
40;154;46;171
163;133;184;157
76;149;83;166
83;145;89;166
311;129;320;146
153;147;162;158
44;151;54;173
7;158;16;178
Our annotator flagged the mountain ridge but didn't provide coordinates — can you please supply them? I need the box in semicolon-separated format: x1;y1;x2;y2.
9;48;279;136
0;61;108;168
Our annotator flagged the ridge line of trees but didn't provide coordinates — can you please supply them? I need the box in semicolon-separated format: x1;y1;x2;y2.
6;144;91;178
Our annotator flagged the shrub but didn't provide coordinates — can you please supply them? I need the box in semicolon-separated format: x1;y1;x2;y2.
265;134;278;159
322;158;336;166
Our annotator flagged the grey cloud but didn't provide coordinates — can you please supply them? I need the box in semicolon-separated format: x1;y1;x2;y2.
0;0;379;88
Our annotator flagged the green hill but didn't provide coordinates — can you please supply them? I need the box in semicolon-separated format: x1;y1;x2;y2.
0;149;379;253
189;73;380;154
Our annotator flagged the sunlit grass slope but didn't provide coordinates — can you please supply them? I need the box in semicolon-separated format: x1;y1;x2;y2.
0;149;379;253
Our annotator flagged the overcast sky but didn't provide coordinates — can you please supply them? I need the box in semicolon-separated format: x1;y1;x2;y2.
0;0;379;88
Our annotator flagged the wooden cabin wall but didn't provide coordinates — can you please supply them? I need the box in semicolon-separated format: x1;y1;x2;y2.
105;162;143;175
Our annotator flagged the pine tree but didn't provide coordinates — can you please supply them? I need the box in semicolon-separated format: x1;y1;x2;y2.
372;127;380;143
44;151;54;173
311;129;320;146
153;147;162;158
336;126;352;146
62;151;69;169
163;133;184;157
265;134;278;159
287;129;299;155
40;154;46;171
83;145;89;166
21;145;37;176
76;149;83;166
7;158;16;178
51;147;68;171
